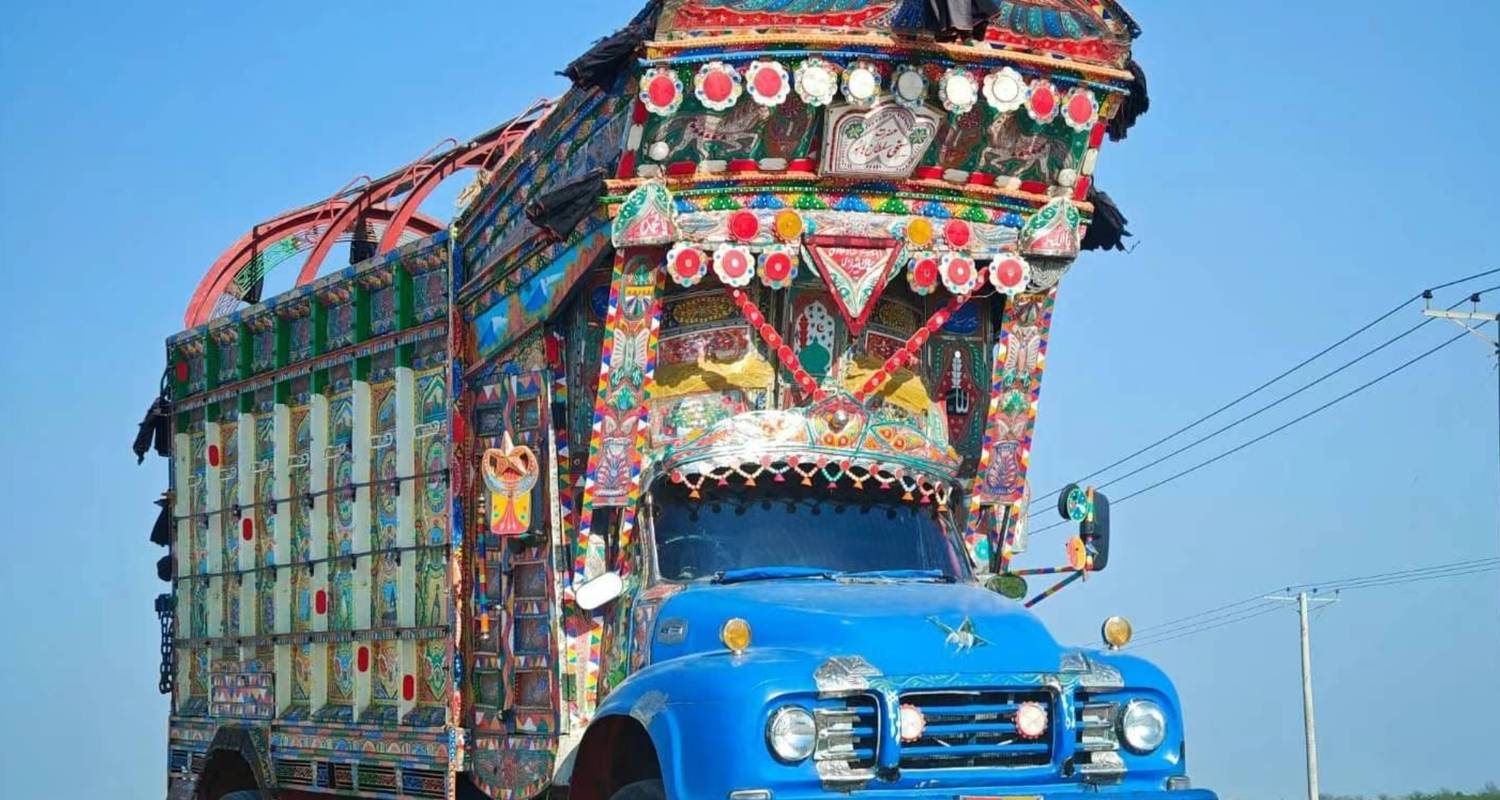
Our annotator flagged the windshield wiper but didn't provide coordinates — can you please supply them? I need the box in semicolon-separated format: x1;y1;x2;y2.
712;566;838;585
711;567;958;585
835;569;957;583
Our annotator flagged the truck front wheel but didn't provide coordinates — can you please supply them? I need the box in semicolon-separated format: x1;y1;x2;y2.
608;779;665;800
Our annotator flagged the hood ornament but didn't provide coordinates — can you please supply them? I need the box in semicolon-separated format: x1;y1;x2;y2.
929;616;989;654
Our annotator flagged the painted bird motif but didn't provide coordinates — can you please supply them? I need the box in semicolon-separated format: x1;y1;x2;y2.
929;616;990;653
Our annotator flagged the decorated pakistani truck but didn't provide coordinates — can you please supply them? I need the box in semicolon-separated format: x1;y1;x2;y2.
138;2;1214;799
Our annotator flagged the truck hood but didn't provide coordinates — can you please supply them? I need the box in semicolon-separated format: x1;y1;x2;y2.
650;579;1065;676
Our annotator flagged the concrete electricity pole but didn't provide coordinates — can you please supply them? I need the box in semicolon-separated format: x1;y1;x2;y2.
1423;294;1500;523
1267;592;1339;800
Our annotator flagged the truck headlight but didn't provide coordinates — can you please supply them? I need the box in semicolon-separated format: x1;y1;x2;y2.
1120;699;1167;753
766;706;816;763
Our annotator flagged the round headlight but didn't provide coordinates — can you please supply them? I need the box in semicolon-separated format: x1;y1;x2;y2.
1120;699;1167;753
767;706;816;763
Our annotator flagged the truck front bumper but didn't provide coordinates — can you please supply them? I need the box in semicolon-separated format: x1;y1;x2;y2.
724;787;1217;800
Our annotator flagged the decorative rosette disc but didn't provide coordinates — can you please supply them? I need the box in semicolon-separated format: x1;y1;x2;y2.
906;255;940;296
728;210;760;243
943;219;972;249
938;253;979;295
744;60;790;107
989;253;1031;295
713;245;755;287
905;217;935;247
982;67;1026;113
794;58;839;107
694;61;743;112
1062;87;1098;133
640;67;683;116
939;67;980;114
1025;78;1060;124
773;209;804;242
665;243;708;288
841;60;882;107
891;65;928;108
758;246;799;289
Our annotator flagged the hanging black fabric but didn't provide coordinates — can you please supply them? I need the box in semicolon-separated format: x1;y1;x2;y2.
151;495;171;546
1080;186;1131;252
134;393;173;464
1108;59;1150;142
526;169;608;242
925;0;999;36
561;1;662;92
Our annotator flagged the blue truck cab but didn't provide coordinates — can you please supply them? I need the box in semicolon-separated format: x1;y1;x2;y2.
565;400;1212;799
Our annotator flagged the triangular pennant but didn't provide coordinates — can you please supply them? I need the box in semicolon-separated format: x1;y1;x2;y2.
802;235;904;335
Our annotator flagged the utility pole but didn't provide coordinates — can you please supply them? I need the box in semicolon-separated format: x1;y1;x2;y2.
1423;293;1500;526
1267;592;1339;800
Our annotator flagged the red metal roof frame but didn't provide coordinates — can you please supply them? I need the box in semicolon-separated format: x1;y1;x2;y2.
183;99;554;327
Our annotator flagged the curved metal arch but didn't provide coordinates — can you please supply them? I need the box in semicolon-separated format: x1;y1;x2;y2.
298;100;554;287
183;99;554;328
183;204;444;327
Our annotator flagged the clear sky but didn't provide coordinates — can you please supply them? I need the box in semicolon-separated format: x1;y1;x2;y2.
1;2;1497;798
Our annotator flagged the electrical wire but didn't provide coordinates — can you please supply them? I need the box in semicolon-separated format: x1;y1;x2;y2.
1029;268;1500;510
1128;558;1500;639
1128;557;1500;639
1119;559;1500;650
1030;325;1477;536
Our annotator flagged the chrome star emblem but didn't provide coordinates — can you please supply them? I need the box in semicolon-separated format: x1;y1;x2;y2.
929;616;989;653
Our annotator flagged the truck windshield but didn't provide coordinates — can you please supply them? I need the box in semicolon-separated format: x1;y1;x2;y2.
649;481;971;583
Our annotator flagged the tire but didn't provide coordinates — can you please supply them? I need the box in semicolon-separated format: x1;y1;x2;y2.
609;779;666;800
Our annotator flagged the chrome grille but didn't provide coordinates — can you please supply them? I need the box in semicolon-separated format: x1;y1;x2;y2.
1071;693;1125;783
898;689;1054;770
814;696;878;788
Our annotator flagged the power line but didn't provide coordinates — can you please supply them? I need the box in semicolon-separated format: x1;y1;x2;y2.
1129;557;1500;639
1119;559;1500;650
1031;326;1476;536
1029;268;1500;509
1121;562;1498;647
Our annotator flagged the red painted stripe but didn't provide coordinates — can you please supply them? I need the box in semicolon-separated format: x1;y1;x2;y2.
1089;123;1106;149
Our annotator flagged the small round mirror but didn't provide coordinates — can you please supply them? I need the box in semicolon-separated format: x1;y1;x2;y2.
986;573;1029;600
575;571;624;611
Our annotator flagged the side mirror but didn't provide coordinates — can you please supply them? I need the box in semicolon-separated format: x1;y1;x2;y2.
1084;491;1110;571
986;573;1029;600
574;571;624;611
1057;483;1111;572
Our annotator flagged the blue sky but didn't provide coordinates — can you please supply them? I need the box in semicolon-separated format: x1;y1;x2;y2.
1;2;1497;798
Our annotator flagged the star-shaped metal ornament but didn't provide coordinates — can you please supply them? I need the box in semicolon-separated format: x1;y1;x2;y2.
929;616;989;653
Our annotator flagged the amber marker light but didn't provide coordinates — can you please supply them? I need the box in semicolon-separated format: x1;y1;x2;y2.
720;618;752;653
1101;615;1133;650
